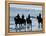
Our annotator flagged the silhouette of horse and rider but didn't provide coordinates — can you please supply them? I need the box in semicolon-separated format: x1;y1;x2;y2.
37;13;43;28
14;14;26;27
14;13;43;31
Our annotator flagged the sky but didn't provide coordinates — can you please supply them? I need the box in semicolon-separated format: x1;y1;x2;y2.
10;4;42;10
10;4;42;18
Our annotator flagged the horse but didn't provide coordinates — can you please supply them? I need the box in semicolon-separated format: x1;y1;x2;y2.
21;14;26;26
37;13;43;28
26;14;32;31
26;18;32;31
14;14;32;31
14;14;26;32
14;14;22;32
14;16;22;27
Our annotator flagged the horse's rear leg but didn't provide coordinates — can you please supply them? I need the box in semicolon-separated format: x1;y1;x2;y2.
15;24;17;28
21;24;22;27
15;24;17;32
40;22;43;30
41;24;43;28
31;24;32;31
38;23;40;28
19;24;22;32
29;24;32;31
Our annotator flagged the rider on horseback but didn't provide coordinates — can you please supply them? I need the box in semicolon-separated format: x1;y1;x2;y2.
37;13;43;28
26;14;31;23
21;14;26;25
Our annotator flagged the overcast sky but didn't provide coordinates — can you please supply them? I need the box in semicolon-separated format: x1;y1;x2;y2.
10;4;42;18
10;4;42;10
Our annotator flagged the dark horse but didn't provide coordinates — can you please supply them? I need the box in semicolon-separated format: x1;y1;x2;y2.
14;14;26;31
26;14;32;31
21;14;26;31
37;13;43;28
14;14;22;29
21;14;26;25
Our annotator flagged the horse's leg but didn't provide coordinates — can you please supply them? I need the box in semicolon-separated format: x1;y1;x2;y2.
29;23;32;31
41;21;43;28
15;23;17;28
15;24;17;32
41;22;43;29
24;23;25;26
18;24;20;32
21;24;22;27
41;24;43;28
19;24;21;32
28;23;31;31
23;23;25;31
26;22;27;32
38;22;40;28
19;24;20;28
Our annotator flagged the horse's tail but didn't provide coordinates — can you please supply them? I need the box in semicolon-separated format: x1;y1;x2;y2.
41;18;43;24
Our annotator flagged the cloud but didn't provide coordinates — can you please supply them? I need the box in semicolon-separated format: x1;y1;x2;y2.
10;4;42;10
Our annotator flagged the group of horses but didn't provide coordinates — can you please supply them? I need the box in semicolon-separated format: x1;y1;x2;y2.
14;13;43;32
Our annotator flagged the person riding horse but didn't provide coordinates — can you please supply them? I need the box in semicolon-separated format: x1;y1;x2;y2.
26;14;32;24
14;14;21;28
14;14;32;31
14;14;26;32
26;14;32;31
37;13;43;28
21;14;26;25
